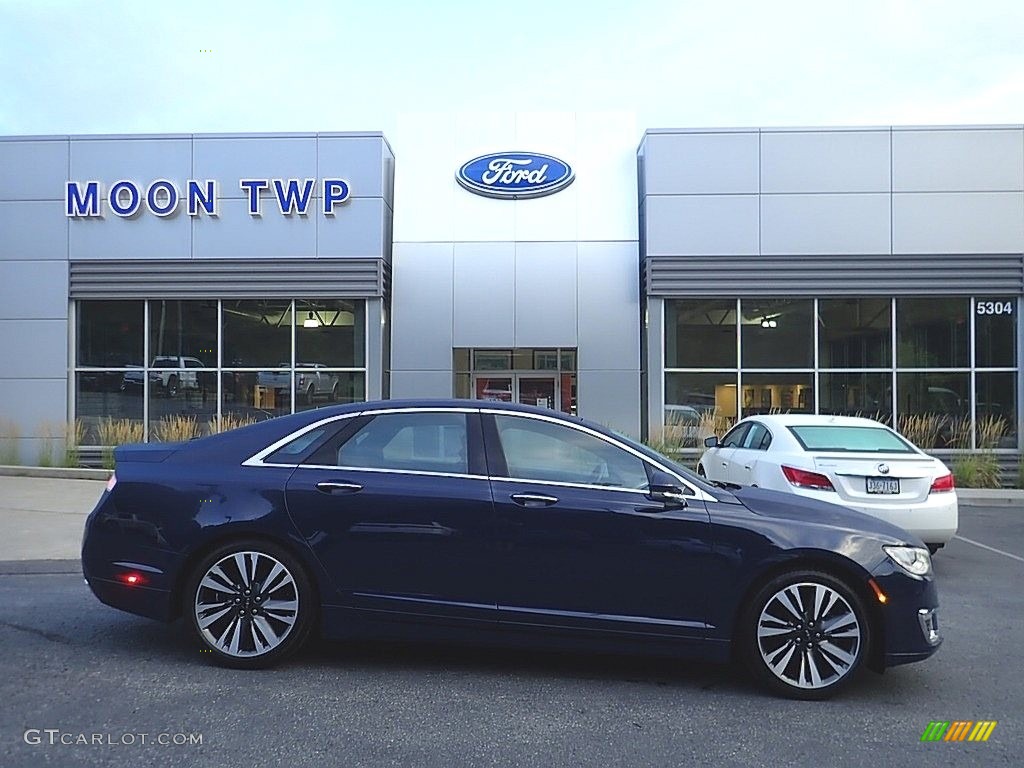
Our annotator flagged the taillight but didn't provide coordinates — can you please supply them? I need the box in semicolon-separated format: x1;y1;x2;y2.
781;465;836;491
105;472;117;493
930;473;955;493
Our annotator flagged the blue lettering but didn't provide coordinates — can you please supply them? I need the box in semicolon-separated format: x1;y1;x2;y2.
322;179;351;215
108;181;141;217
66;181;101;217
146;180;179;216
239;179;268;216
187;180;218;216
273;179;316;215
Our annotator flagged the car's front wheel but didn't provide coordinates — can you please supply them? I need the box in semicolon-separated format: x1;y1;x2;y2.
185;540;315;669
740;570;870;700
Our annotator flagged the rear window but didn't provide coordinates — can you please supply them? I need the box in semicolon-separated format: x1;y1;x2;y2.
788;425;916;453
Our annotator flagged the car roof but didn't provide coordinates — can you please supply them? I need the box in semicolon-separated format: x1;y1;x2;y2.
744;414;892;429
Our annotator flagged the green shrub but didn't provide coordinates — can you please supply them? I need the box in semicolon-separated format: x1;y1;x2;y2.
952;452;1000;489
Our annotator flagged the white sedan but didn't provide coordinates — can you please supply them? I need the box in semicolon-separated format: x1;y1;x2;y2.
697;414;958;553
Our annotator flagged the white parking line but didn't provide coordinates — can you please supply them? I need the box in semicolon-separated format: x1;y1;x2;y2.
955;535;1024;564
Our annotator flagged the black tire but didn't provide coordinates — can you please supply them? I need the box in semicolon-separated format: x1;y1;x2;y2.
166;374;179;398
306;384;316;405
184;539;315;669
330;382;339;402
927;543;943;556
697;464;707;478
738;569;871;700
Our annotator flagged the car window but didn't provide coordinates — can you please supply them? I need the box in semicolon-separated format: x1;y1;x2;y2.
264;424;335;464
742;422;771;451
185;359;203;368
335;412;468;474
493;415;649;490
720;423;750;448
788;425;916;453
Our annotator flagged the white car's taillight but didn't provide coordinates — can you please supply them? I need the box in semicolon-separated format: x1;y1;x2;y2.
930;473;955;493
781;465;836;491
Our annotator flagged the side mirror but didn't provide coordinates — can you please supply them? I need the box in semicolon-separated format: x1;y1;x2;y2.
648;469;688;508
704;435;719;448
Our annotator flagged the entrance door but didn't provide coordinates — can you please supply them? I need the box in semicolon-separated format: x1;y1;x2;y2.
516;376;557;410
473;374;559;410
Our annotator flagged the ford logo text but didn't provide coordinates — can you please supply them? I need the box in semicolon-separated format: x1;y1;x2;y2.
456;152;574;199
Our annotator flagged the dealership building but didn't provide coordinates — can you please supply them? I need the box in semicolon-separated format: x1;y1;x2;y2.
1;115;1022;465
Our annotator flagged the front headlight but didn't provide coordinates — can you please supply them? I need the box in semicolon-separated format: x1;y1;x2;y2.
883;545;932;577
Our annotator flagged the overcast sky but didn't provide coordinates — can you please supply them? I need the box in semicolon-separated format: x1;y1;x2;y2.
1;0;1021;136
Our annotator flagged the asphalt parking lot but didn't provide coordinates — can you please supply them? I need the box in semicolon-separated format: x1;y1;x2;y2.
0;505;1021;768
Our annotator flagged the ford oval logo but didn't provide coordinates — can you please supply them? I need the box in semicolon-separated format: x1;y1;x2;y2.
456;152;574;199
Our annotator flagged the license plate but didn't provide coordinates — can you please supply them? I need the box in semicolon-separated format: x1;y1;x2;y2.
866;477;900;494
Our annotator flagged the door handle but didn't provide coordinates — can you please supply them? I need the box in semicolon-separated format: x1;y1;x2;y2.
744;465;752;470
315;481;363;494
510;493;558;507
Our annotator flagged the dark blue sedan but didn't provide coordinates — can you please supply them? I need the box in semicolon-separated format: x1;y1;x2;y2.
82;400;941;699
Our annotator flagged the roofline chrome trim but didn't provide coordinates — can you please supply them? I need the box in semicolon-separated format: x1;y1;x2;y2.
241;406;482;468
242;404;718;502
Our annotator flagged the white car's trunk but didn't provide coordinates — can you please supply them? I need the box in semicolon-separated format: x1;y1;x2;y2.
812;454;937;504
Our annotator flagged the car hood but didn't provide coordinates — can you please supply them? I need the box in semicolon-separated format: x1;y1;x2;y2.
729;485;922;546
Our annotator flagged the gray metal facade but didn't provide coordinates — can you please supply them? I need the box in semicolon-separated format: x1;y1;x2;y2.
0;132;394;460
639;125;1024;437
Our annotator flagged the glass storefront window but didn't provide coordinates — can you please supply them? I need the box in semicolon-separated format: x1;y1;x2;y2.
666;300;736;368
896;372;970;449
741;299;813;369
222;300;293;368
741;373;814;415
665;372;737;448
294;372;365;412
975;298;1016;368
296;299;365;368
819;372;892;421
148;300;217;368
221;371;291;423
77;301;144;367
897;298;968;368
659;296;1019;451
818;298;891;368
148;371;216;440
976;372;1017;448
74;299;370;444
76;373;143;445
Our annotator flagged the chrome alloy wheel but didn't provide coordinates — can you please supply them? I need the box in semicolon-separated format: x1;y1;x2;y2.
194;551;299;658
756;581;861;690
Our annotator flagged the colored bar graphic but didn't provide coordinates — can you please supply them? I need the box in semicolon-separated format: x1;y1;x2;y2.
921;721;997;742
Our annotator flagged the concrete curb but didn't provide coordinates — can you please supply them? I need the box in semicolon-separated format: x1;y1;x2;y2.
957;489;1024;507
0;465;110;481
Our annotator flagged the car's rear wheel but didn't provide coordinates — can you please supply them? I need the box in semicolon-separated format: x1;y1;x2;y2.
927;543;942;555
740;570;870;700
306;384;316;404
166;374;179;398
185;540;314;669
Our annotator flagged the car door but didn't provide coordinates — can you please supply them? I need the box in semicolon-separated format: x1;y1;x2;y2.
283;409;497;625
484;411;714;640
708;422;750;484
730;421;772;486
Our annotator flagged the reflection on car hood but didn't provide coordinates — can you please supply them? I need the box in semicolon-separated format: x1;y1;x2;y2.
730;485;919;545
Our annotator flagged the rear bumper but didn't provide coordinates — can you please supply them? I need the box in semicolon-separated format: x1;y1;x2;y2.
85;576;174;622
792;489;958;545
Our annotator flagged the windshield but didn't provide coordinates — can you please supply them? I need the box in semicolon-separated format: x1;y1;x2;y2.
788;425;917;454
